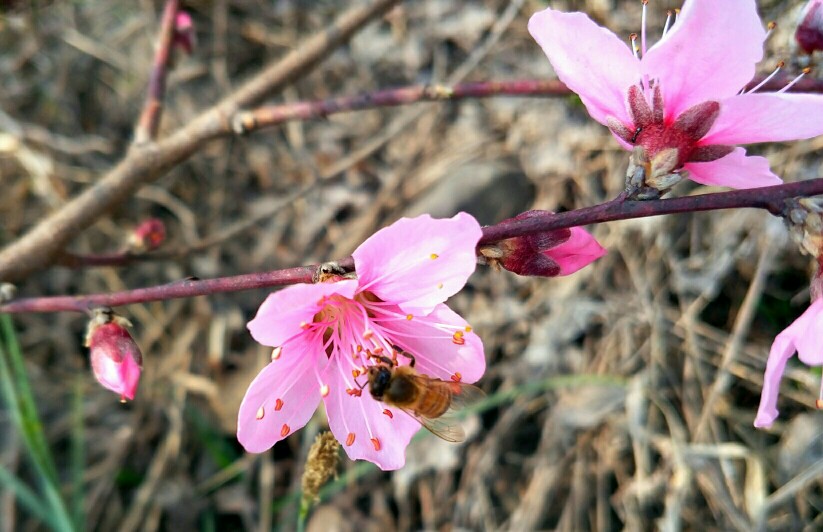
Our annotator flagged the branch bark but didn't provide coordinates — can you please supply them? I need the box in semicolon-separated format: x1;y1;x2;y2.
133;0;180;144
4;178;822;314
0;0;402;283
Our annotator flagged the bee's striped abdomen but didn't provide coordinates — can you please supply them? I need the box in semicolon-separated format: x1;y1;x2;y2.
415;385;451;418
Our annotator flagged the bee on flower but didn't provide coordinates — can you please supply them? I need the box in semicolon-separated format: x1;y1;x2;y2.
237;214;486;471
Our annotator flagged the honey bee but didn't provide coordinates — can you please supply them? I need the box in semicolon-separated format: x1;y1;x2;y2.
363;351;484;442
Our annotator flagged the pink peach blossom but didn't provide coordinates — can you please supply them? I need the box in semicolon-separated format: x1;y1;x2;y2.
755;299;823;428
238;213;485;470
529;0;823;189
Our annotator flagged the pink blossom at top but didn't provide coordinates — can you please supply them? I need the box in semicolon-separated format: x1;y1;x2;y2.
529;0;823;190
755;299;823;428
237;213;485;471
797;0;823;54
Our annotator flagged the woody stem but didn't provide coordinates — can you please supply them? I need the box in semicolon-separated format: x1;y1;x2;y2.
3;178;822;314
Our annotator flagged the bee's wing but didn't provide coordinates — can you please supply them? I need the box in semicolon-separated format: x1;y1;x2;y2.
400;379;486;443
398;406;467;443
443;381;486;410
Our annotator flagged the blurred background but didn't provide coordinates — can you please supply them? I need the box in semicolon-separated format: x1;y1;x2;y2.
2;0;823;530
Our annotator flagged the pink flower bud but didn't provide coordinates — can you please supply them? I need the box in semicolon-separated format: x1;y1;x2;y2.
797;0;823;54
128;218;166;252
85;310;142;401
173;12;196;55
480;211;606;277
546;227;608;276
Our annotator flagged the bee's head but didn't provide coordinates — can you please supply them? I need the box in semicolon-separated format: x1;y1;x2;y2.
367;366;392;399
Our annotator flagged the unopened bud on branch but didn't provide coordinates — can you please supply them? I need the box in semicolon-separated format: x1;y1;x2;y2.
479;210;606;277
786;197;823;258
797;0;823;54
173;11;196;55
85;308;143;401
128;218;166;253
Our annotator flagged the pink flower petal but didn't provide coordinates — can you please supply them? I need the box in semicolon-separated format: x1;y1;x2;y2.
683;147;782;189
544;227;607;276
237;342;325;453
641;0;766;121
353;213;482;315
91;347;141;400
754;329;798;429
321;357;421;470
382;303;485;384
247;280;358;348
701;93;823;146
794;299;823;366
528;8;639;126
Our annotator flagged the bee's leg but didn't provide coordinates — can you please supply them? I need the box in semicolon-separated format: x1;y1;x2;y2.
374;355;394;367
401;351;416;368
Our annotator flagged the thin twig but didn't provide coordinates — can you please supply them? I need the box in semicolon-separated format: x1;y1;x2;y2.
233;80;569;133
477;179;823;244
4;179;823;314
133;0;180;144
0;0;403;284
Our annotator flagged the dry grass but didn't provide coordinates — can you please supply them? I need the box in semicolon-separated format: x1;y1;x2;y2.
2;1;823;530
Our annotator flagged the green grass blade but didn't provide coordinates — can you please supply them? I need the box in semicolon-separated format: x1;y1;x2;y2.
70;380;86;531
0;315;75;532
0;462;58;529
0;316;58;484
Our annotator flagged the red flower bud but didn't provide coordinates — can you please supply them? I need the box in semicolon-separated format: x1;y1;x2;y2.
85;309;142;401
173;12;196;55
797;0;823;54
128;218;166;252
480;210;606;277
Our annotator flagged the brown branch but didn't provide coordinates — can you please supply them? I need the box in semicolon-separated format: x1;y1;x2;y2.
478;178;823;244
232;80;571;132
4;178;823;314
0;0;403;284
133;0;180;144
234;76;823;134
4;32;823;284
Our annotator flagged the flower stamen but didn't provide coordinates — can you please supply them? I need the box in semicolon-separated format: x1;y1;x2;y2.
640;0;648;56
766;21;777;39
779;68;812;94
662;10;673;36
745;61;783;94
817;374;823;409
629;33;640;59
